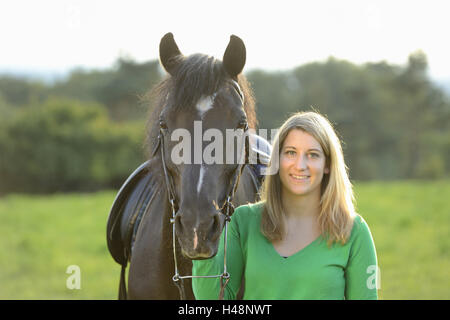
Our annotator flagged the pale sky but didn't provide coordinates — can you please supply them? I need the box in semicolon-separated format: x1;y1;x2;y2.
1;0;449;80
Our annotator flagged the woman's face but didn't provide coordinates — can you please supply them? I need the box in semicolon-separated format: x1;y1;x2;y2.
279;129;329;198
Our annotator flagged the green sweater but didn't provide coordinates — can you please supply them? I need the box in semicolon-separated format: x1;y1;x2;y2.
192;202;378;300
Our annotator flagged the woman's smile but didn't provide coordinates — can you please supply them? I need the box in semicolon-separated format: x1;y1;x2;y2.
289;174;310;182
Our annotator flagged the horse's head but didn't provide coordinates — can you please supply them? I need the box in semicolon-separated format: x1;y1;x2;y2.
150;33;255;259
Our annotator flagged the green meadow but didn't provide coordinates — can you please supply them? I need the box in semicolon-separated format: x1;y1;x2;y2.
0;180;449;299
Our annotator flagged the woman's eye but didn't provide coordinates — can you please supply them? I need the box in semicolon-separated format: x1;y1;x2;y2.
285;150;296;157
309;153;320;158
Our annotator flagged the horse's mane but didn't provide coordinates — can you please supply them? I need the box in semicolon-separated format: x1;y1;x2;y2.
144;53;257;159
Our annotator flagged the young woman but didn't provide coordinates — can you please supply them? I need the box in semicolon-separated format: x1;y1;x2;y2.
192;111;379;300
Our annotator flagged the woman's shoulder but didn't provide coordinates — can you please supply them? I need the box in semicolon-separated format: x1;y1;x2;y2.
227;201;265;237
352;213;370;229
234;201;265;215
232;201;265;223
348;213;374;243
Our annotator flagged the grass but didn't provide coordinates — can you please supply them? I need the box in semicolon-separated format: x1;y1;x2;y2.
0;191;120;299
354;180;450;299
0;180;449;299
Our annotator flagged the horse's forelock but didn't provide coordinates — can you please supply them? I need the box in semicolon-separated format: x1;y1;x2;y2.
171;54;225;110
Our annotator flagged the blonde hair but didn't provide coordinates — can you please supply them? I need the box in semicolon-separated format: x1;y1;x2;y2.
260;111;356;246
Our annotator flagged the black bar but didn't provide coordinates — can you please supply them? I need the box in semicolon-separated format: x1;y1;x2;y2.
0;300;446;318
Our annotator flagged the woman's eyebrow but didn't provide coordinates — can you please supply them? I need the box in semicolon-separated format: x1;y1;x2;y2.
283;146;322;153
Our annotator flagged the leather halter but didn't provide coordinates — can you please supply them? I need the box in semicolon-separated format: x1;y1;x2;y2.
153;119;249;300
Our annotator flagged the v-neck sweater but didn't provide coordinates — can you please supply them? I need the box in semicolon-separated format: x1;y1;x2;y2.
192;201;378;300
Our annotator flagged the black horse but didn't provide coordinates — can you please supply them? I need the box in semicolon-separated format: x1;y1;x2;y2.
107;33;270;299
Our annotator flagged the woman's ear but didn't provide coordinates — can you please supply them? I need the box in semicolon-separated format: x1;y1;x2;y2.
324;167;330;174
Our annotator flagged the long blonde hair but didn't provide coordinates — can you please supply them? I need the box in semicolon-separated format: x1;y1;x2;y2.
260;111;356;246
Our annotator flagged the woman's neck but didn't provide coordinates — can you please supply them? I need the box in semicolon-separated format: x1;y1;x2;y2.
281;188;321;219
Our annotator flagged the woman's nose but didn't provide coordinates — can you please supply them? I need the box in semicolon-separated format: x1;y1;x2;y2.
294;154;308;170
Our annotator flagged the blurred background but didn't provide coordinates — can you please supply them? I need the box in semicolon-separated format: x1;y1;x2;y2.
0;0;448;299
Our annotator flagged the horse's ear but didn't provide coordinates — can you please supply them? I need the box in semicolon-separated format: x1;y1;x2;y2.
159;32;183;75
223;35;246;79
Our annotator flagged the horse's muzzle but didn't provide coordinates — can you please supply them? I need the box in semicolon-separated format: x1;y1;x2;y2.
174;211;223;260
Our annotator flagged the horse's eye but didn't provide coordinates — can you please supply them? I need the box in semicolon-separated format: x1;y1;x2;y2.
159;120;168;130
238;120;248;130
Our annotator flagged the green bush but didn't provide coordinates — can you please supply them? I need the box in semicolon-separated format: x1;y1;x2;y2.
0;98;145;194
